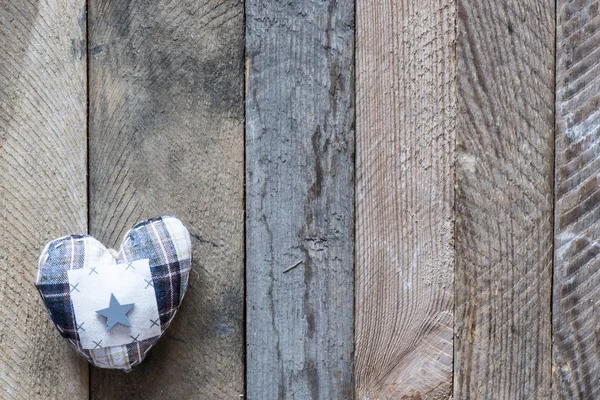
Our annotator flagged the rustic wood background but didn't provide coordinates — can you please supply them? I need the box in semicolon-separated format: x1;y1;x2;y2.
3;0;600;399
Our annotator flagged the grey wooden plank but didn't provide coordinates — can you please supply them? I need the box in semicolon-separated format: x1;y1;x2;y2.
553;0;600;398
87;0;245;398
354;0;455;398
245;1;355;398
454;0;555;398
0;0;88;398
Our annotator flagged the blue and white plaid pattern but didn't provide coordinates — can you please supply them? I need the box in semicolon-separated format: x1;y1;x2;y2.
35;215;191;371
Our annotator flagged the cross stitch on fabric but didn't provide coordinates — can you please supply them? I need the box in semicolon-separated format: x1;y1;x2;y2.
35;215;192;371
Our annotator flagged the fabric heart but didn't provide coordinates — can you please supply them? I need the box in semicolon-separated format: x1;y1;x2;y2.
35;215;191;371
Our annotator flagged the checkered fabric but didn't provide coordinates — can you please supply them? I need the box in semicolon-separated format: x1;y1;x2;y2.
35;215;191;371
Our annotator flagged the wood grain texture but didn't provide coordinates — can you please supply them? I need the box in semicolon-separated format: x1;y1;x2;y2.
88;0;244;398
0;1;88;399
553;0;600;397
454;0;555;398
245;1;355;398
355;1;455;398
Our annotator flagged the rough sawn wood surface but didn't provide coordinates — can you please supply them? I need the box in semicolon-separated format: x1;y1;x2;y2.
454;0;555;398
553;0;600;397
0;0;88;398
88;0;245;398
246;0;355;398
355;0;456;398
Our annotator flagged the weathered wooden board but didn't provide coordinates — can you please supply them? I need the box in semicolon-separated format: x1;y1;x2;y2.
245;1;355;398
0;1;88;399
454;0;555;398
553;0;600;397
88;0;245;398
354;0;455;398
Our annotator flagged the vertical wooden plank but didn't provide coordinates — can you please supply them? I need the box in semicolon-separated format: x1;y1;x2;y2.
454;0;555;398
0;1;88;399
354;0;455;398
88;0;244;398
553;1;600;397
245;1;355;398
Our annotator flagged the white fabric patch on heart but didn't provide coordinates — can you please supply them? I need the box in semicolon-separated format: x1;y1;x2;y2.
68;259;161;349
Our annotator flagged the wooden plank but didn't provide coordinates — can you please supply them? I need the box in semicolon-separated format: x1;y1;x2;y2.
354;0;455;398
454;0;555;398
0;1;88;398
553;0;600;397
87;0;245;398
245;1;355;398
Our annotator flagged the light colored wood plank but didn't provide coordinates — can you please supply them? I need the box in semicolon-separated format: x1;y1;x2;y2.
0;1;88;398
245;1;355;398
553;0;600;397
354;0;455;398
454;0;555;398
87;0;245;398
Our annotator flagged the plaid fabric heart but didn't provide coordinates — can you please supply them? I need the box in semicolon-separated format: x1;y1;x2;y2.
34;215;191;371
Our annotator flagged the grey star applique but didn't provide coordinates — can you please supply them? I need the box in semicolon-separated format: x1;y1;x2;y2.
96;293;135;332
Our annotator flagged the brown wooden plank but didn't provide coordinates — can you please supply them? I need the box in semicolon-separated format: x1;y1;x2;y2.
454;0;555;398
354;0;455;398
245;1;355;398
0;1;88;398
87;0;245;398
553;0;600;397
